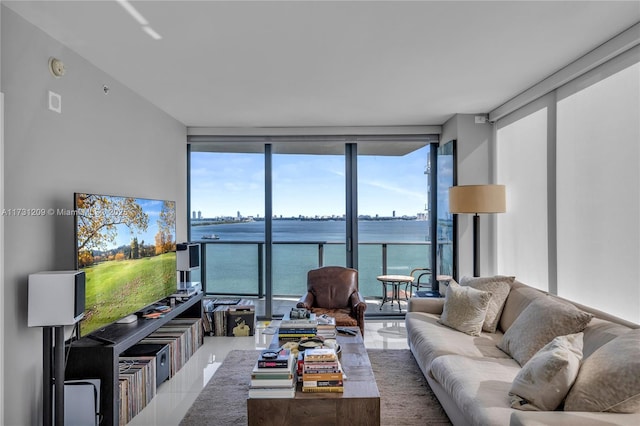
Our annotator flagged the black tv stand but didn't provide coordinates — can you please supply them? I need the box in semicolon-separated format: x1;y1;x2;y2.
65;293;203;426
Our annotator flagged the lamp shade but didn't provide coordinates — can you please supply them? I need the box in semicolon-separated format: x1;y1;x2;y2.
449;185;506;214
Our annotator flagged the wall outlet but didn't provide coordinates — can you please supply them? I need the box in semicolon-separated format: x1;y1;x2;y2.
48;91;62;113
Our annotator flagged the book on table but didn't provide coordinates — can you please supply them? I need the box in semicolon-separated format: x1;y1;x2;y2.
303;348;337;362
301;347;344;392
249;350;297;398
248;385;296;399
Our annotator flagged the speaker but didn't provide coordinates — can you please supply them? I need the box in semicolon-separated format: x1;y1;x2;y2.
28;271;85;327
176;243;200;271
122;344;171;386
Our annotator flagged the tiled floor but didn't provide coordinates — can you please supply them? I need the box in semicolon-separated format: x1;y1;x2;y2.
127;316;409;425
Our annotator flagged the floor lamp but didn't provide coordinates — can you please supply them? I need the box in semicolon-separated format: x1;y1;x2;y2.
449;185;506;277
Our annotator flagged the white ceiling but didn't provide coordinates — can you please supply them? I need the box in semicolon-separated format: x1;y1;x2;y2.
4;1;640;128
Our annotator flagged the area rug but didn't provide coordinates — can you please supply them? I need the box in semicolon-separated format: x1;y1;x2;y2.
180;349;451;426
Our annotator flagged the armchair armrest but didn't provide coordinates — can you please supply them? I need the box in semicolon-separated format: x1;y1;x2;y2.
297;292;315;310
407;297;445;314
349;291;366;310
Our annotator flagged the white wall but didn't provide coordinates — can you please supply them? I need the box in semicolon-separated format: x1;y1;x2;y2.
1;7;186;425
441;114;495;278
496;95;551;290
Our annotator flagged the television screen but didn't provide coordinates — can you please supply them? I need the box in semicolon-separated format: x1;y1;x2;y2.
74;193;177;337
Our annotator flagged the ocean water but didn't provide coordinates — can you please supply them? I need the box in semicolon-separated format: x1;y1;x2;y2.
190;220;450;298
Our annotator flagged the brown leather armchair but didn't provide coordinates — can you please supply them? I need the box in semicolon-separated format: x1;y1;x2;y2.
296;266;367;336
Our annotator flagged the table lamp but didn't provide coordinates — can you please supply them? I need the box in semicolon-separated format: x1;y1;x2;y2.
449;184;506;277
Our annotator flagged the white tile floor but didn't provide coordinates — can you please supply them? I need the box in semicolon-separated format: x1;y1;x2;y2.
127;319;409;425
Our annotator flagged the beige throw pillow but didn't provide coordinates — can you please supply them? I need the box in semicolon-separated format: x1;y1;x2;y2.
564;329;640;413
509;333;584;411
497;297;593;366
460;275;514;333
438;281;492;336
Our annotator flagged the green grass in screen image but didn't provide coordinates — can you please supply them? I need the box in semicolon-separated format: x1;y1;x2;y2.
81;252;176;335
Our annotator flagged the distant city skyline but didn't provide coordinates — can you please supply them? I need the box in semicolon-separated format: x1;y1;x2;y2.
190;145;452;218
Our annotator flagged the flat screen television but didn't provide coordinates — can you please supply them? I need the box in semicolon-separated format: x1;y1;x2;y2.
74;193;177;337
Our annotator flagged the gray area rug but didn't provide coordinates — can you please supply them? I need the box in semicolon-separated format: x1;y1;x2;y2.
180;349;450;426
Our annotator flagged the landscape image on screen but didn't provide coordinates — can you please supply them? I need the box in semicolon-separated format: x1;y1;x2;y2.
74;193;177;336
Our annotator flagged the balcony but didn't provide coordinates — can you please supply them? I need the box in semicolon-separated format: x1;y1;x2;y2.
195;240;452;317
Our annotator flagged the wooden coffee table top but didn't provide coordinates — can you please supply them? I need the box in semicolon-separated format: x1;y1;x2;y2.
249;328;380;425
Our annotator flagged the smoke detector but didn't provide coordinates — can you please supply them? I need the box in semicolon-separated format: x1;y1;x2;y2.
48;57;65;78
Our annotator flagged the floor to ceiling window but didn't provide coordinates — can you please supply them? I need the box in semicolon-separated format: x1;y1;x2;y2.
436;140;456;280
189;146;265;296
272;142;346;296
357;142;433;299
188;134;444;317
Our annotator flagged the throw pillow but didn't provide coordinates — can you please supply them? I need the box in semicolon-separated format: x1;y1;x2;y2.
564;329;640;413
497;297;593;366
509;333;584;411
460;275;514;333
438;281;492;336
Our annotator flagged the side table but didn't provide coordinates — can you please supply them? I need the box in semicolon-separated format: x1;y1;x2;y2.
376;275;414;312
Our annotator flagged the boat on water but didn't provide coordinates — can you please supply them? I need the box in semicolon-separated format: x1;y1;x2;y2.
202;234;220;240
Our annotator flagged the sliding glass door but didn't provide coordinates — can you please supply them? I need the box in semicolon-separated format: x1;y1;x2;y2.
357;143;432;300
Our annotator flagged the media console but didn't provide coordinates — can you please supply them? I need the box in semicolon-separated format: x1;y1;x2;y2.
65;293;203;426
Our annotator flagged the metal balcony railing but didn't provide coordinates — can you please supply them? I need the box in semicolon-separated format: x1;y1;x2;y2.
196;241;453;299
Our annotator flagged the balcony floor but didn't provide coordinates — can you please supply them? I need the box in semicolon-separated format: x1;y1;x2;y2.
205;294;413;318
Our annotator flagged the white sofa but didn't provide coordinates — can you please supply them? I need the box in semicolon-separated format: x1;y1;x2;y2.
405;278;640;426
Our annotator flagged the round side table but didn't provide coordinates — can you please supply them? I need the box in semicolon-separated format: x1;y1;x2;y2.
376;275;414;312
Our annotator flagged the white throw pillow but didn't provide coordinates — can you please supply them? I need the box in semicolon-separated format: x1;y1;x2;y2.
564;329;640;413
460;275;514;333
497;297;593;366
509;333;584;411
438;281;491;336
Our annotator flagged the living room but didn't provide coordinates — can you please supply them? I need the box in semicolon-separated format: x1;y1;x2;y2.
1;1;639;425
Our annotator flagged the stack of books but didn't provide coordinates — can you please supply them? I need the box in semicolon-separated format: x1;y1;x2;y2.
315;314;337;339
248;348;296;399
302;348;343;393
278;314;318;342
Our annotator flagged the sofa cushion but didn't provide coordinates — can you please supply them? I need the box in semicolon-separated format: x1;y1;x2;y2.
461;275;514;333
564;329;640;413
509;333;584;411
499;284;547;332
582;317;634;359
497;297;594;366
406;312;510;375
438;282;492;336
430;354;521;426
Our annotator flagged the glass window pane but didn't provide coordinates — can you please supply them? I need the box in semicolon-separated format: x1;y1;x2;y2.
272;149;346;296
437;141;455;278
358;144;431;301
189;151;265;294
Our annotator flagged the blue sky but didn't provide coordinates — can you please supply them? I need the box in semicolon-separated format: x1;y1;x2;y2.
190;146;452;218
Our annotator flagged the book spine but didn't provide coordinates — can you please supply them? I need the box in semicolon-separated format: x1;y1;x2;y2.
303;369;341;374
301;386;344;393
302;372;343;381
302;380;344;387
257;361;289;368
303;361;339;369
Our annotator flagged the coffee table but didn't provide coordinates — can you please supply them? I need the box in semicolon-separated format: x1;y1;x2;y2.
247;328;380;426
